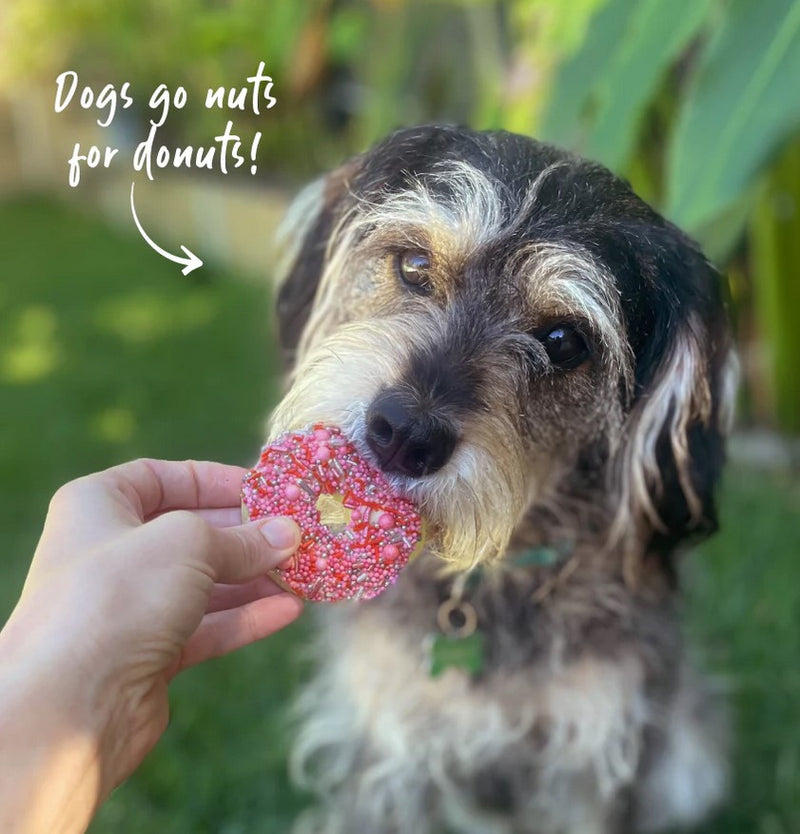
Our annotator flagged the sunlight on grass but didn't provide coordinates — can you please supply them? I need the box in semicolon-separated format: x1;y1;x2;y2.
0;305;60;383
95;291;216;344
90;407;137;444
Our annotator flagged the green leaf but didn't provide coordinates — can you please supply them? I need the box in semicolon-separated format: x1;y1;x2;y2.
666;0;800;232
541;0;636;149
692;192;755;265
581;0;712;170
542;0;711;171
749;139;800;434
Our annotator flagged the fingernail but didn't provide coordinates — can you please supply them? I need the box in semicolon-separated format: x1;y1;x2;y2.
259;517;299;550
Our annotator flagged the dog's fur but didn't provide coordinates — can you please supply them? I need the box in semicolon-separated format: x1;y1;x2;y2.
268;125;736;834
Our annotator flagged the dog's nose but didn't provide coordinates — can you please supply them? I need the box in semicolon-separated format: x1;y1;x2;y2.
366;391;457;477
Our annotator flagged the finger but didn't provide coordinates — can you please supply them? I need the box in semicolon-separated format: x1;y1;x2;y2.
100;459;250;519
206;575;286;613
148;506;244;528
176;593;304;672
134;509;300;586
202;516;301;584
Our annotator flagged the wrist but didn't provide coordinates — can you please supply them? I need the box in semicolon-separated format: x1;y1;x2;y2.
0;603;114;834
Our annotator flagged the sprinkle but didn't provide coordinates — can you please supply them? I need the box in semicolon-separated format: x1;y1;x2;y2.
299;480;318;498
314;444;332;462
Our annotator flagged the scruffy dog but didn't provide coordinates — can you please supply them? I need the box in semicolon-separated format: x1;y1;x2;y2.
268;125;736;834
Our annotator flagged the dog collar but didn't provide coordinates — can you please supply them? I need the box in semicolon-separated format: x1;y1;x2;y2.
424;542;574;679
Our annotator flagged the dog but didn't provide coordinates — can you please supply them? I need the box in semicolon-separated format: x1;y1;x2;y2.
267;125;737;834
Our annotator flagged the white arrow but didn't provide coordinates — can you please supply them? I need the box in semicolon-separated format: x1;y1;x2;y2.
129;182;203;276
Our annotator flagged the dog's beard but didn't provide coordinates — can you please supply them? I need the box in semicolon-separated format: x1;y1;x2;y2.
269;318;528;570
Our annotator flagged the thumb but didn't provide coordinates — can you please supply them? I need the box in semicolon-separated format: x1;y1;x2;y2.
205;516;300;584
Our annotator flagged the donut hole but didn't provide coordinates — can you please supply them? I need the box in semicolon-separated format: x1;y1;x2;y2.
315;492;352;534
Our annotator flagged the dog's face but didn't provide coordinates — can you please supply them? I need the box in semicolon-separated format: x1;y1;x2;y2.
271;125;735;571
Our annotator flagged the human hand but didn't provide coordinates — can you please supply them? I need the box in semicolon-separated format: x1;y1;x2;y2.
0;459;302;834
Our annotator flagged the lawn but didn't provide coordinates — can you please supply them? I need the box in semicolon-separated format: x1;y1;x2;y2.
0;195;798;833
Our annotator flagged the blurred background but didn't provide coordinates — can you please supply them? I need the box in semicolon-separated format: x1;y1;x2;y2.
0;1;798;832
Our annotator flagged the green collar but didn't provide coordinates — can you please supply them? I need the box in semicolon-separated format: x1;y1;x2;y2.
461;542;573;591
509;544;567;568
427;542;574;680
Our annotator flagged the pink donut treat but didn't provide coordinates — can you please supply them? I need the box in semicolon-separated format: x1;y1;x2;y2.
242;424;423;602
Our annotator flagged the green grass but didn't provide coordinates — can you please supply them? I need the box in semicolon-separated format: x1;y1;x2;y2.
0;195;798;833
685;472;800;834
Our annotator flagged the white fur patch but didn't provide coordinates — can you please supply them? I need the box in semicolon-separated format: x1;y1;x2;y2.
353;161;507;256
634;670;728;832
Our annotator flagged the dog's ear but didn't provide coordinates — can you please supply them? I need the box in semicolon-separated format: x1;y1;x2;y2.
612;240;737;565
274;158;361;365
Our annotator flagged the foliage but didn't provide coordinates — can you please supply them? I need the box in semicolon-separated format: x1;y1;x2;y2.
5;0;798;227
749;141;800;434
666;0;800;234
0;1;635;174
540;0;800;246
540;0;714;174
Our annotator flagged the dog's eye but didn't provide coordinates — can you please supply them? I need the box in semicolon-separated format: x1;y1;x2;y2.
395;250;432;292
542;325;589;369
